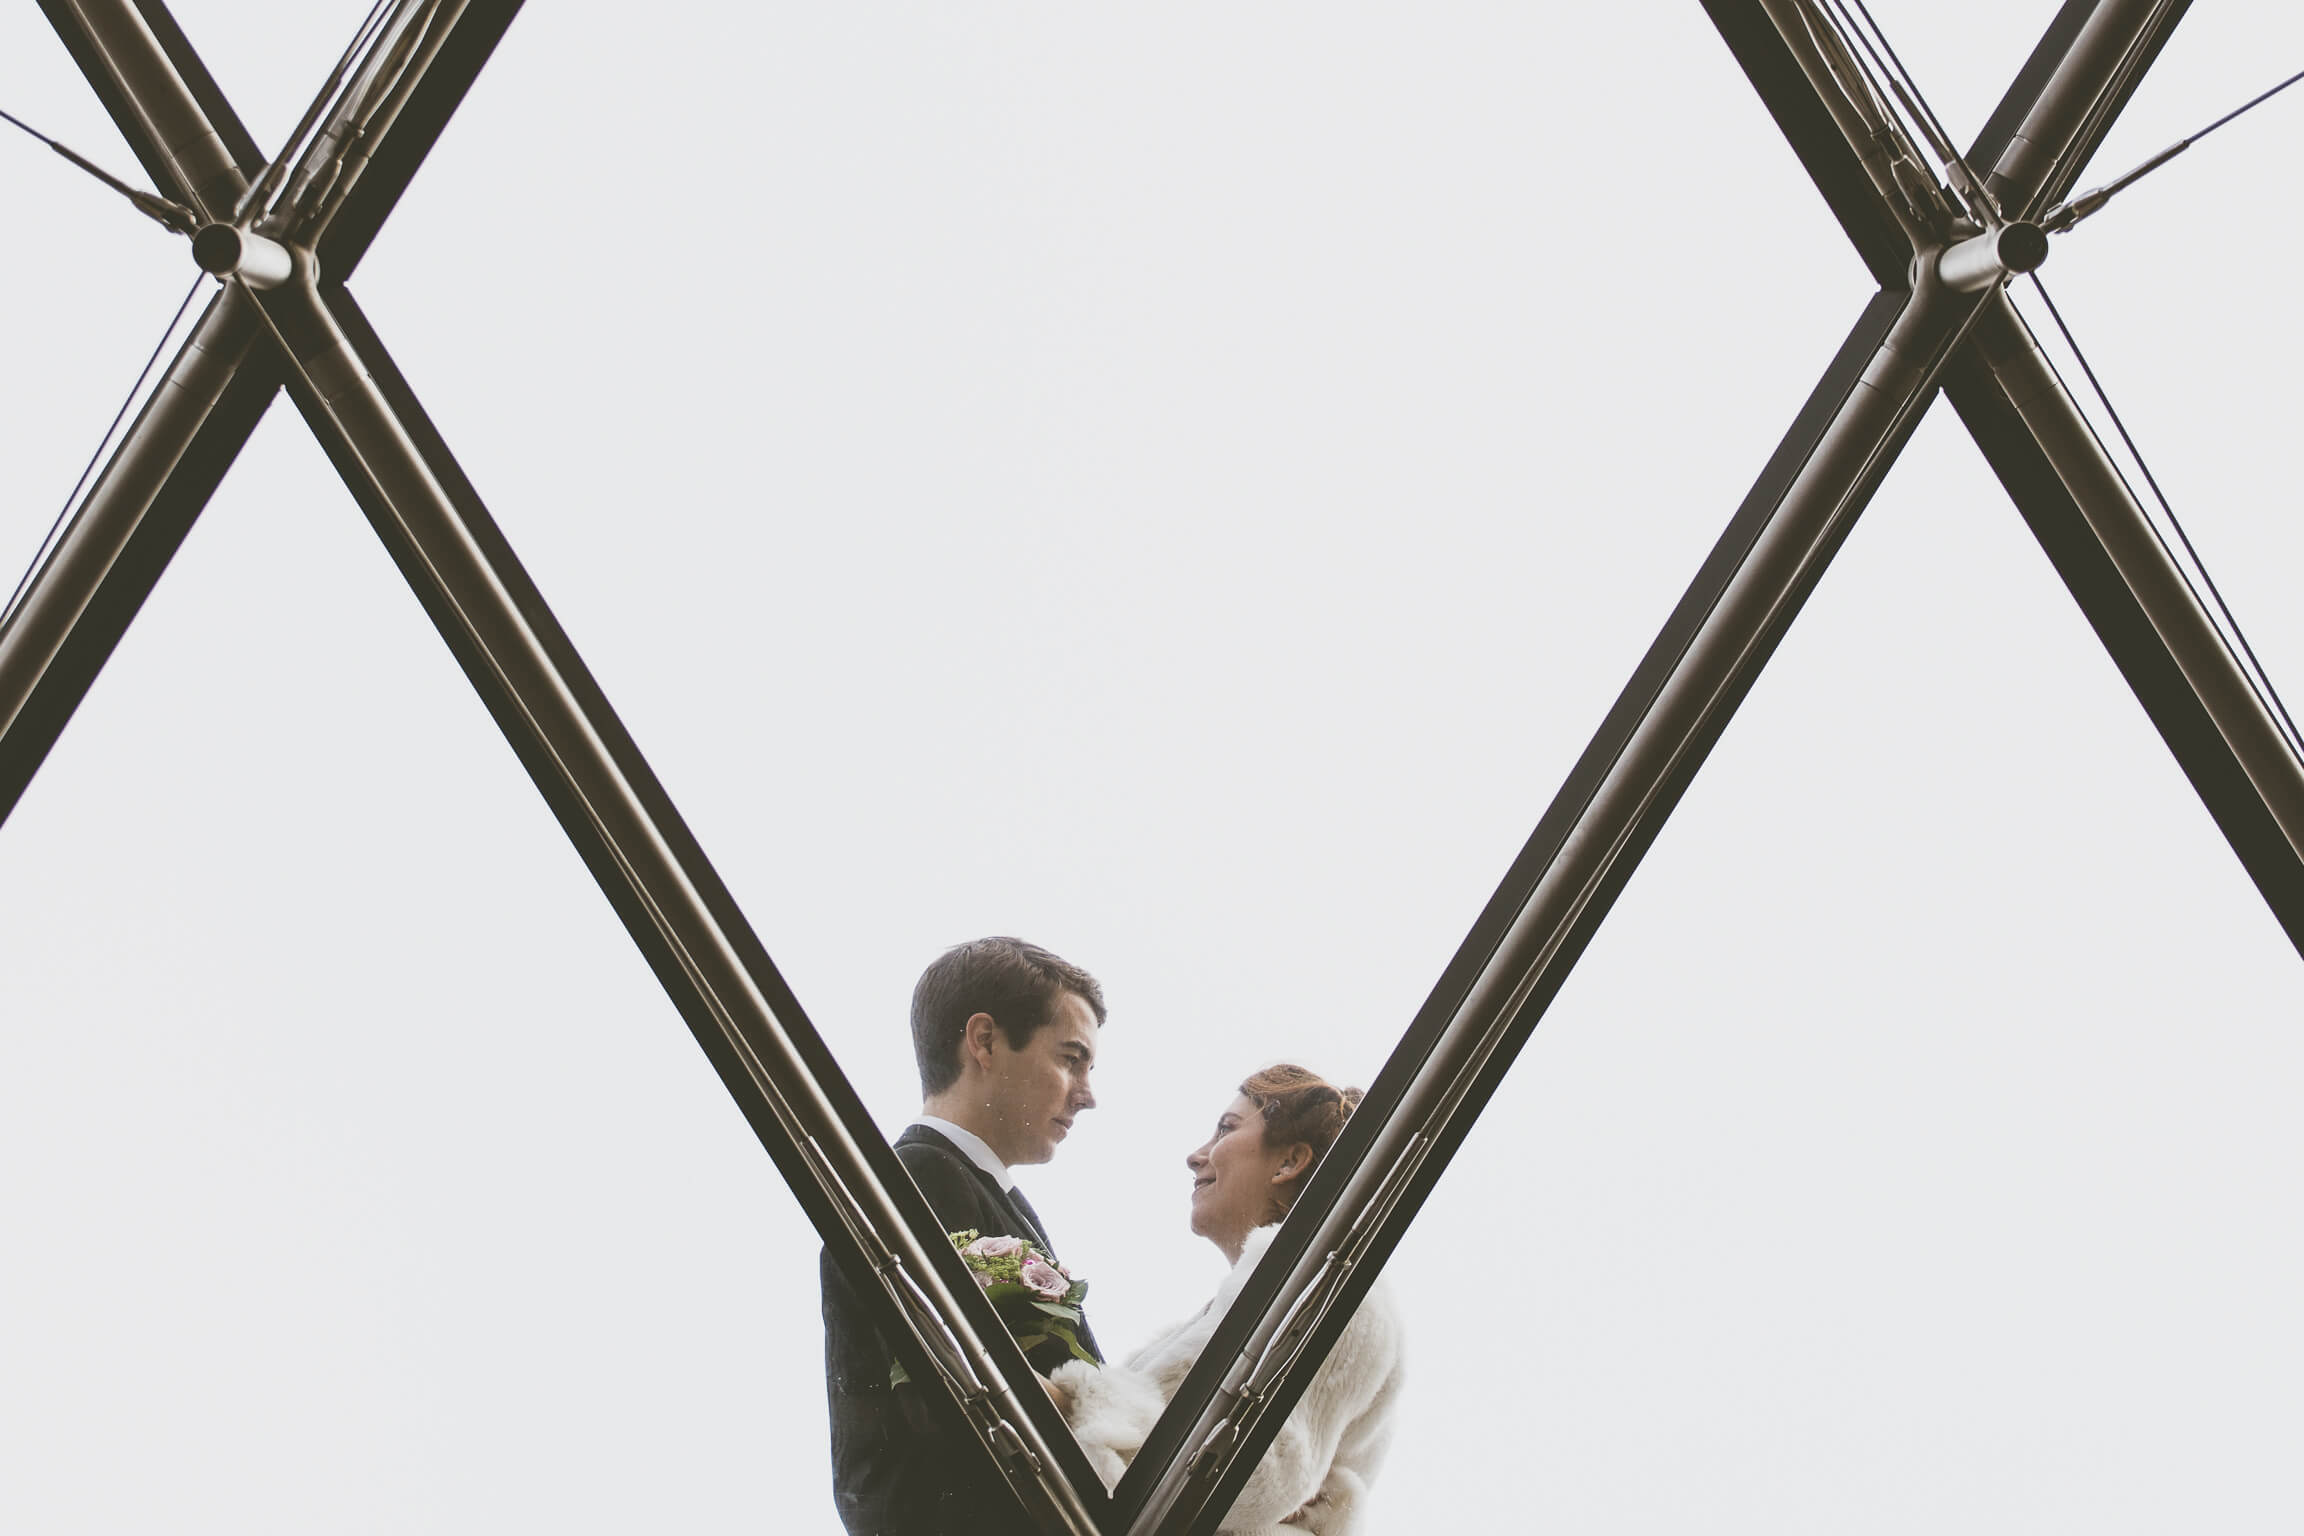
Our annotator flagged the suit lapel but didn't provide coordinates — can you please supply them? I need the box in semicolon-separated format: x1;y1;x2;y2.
895;1122;1099;1364
898;1124;1056;1261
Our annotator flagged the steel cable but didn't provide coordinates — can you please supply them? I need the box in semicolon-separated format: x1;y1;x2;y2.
2023;273;2304;760
2047;63;2304;231
0;102;196;232
1823;0;1994;218
1;274;210;636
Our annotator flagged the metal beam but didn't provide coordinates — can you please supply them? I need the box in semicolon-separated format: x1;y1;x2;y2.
17;4;1111;1528
1699;0;1914;282
3;0;524;823
308;0;526;278
1947;1;2304;945
0;289;274;820
16;1;2283;1529
1126;275;1997;1535
1124;2;2220;1529
33;0;259;217
2;0;275;821
1973;0;2188;217
247;270;1106;1534
1947;298;2304;949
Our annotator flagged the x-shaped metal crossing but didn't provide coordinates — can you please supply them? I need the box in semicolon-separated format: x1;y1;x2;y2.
4;1;2297;1531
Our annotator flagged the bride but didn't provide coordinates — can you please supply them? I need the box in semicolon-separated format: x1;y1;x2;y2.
1049;1064;1404;1535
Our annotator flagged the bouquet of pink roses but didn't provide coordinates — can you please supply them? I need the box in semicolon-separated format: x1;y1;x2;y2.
892;1229;1094;1385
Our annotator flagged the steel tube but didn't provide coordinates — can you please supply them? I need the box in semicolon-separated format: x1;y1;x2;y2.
23;3;1098;1523
1699;0;1914;283
1984;0;2182;215
1954;296;2304;943
192;224;293;287
1129;275;1994;1536
247;276;1100;1536
1946;0;2304;946
1;3;270;821
1754;0;1945;248
42;0;246;217
1936;222;2049;291
0;289;272;822
1979;296;2304;845
1130;4;2206;1528
308;0;525;277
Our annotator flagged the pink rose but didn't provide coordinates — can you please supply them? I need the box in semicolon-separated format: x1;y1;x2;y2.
1018;1258;1069;1300
963;1234;1025;1261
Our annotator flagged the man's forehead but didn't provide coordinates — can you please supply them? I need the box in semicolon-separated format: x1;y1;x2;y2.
1048;993;1099;1053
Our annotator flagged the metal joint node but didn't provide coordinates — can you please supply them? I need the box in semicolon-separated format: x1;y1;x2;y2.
1934;221;2048;293
191;224;297;290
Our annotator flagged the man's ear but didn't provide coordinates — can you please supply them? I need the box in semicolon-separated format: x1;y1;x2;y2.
961;1012;1002;1072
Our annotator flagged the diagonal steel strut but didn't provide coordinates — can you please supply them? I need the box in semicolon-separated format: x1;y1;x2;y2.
2;2;1106;1530
1121;2;2304;1531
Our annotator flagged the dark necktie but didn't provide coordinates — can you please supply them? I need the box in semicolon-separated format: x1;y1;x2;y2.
1008;1180;1098;1362
1006;1184;1054;1259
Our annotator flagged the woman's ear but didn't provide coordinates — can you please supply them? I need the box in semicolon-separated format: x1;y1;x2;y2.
1271;1141;1316;1184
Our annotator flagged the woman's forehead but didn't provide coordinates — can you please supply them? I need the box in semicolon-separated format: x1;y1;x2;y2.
1217;1092;1259;1125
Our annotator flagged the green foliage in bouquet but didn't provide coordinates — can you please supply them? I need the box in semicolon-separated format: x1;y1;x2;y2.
889;1229;1094;1387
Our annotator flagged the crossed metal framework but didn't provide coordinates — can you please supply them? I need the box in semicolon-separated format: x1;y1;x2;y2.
5;0;2300;1529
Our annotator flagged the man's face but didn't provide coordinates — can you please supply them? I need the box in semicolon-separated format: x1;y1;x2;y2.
977;990;1099;1166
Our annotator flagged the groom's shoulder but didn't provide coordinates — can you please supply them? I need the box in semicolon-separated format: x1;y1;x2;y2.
893;1122;967;1174
894;1127;992;1219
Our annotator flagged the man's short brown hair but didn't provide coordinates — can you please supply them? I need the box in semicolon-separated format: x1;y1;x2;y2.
911;937;1107;1095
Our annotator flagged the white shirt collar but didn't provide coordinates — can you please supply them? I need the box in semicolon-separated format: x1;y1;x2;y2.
910;1115;1016;1192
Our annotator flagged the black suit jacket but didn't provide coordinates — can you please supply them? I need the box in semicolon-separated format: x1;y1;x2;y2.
822;1124;1101;1536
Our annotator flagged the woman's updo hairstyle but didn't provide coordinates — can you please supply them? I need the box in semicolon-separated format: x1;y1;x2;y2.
1239;1063;1364;1222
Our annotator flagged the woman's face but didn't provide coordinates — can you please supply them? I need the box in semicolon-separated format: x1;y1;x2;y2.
1186;1093;1305;1262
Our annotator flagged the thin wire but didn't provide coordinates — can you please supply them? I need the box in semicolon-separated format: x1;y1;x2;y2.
1839;0;1994;211
236;0;401;221
0;104;53;146
0;102;196;230
2025;274;2304;758
291;0;449;238
1844;0;1961;156
2192;63;2304;143
1794;0;1942;231
1;274;212;633
1816;0;1916;132
2048;64;2304;230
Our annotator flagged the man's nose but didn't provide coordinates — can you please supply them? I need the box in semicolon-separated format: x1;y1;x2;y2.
1073;1076;1095;1111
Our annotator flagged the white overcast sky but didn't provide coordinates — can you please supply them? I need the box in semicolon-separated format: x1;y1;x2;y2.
5;3;2304;1531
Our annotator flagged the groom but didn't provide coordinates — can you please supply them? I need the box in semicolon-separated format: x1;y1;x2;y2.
822;937;1106;1535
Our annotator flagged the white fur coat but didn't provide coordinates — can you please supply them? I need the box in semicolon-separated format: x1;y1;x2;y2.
1051;1227;1404;1535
